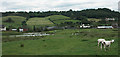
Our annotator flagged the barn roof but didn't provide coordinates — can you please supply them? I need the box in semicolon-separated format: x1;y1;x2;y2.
0;25;5;28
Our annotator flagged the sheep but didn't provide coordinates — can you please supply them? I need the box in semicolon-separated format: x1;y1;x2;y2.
102;40;114;51
97;39;105;46
97;39;105;49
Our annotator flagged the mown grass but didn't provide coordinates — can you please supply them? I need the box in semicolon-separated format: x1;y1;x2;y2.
2;16;26;28
2;29;118;55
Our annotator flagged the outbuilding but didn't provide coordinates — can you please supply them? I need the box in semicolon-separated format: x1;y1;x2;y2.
97;26;113;29
11;29;17;31
0;25;6;31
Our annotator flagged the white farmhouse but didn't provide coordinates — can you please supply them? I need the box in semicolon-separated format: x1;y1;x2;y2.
12;29;17;31
0;25;6;31
19;29;23;32
80;24;91;28
105;18;115;21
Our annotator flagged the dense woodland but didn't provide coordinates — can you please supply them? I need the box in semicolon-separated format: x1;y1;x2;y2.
2;8;120;19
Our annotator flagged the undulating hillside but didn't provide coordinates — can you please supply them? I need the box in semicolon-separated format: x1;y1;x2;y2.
2;15;82;29
26;17;54;26
46;15;70;21
2;16;26;28
46;15;81;25
27;15;81;26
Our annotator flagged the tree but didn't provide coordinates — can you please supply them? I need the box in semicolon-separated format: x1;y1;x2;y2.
4;18;14;23
33;25;36;32
22;21;27;26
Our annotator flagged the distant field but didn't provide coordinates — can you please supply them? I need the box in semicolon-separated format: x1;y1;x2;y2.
88;18;101;22
1;15;82;30
46;15;70;21
46;15;81;25
2;16;26;28
3;29;118;55
26;17;54;26
27;15;80;26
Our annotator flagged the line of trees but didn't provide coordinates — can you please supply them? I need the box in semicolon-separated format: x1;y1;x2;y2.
2;8;119;30
2;8;120;20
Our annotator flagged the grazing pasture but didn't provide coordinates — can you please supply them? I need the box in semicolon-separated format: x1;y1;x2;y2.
2;29;118;55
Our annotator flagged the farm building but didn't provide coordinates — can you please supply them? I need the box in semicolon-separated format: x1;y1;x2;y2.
105;18;115;21
80;24;91;28
23;28;28;31
97;26;113;29
0;25;6;31
11;29;17;31
19;29;23;32
18;27;28;32
19;28;28;32
46;26;65;30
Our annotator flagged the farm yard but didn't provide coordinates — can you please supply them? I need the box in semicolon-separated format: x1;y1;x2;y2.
2;29;118;55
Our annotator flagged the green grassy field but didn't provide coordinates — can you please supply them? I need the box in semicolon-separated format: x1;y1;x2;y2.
46;15;70;21
2;16;26;28
26;17;54;26
26;15;81;26
2;15;72;28
2;29;118;55
46;15;81;25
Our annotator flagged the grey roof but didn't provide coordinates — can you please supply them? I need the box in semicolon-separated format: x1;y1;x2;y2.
0;25;5;28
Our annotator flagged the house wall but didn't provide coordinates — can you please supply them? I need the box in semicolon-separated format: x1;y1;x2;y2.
0;27;6;31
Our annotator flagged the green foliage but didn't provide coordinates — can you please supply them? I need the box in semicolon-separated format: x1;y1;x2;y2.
88;18;102;22
55;20;81;25
3;8;119;19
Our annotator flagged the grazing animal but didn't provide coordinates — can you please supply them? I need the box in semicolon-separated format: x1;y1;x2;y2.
102;40;114;51
97;39;105;49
